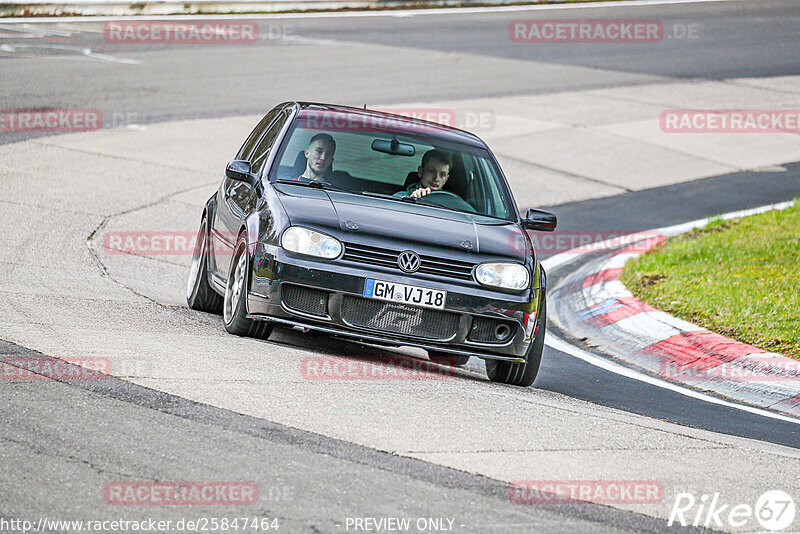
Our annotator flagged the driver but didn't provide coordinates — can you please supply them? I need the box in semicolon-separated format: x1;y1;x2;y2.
395;149;452;198
295;133;336;181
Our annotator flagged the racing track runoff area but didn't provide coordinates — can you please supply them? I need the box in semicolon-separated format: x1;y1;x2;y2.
1;0;800;532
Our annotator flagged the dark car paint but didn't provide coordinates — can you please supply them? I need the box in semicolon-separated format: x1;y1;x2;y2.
275;184;533;263
206;102;549;362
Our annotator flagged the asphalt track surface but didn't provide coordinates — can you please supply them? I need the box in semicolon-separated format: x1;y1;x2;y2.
2;1;800;532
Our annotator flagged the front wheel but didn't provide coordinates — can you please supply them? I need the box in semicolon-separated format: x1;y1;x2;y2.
486;299;546;387
223;235;273;339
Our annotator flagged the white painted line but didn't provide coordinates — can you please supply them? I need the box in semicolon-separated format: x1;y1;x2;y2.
545;335;800;425
0;42;140;63
0;0;739;23
0;23;74;36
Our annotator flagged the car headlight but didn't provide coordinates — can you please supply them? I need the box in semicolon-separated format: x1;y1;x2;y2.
475;262;529;290
281;227;342;259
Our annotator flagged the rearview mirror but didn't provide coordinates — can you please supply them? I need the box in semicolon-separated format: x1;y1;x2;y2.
523;208;557;232
225;160;258;187
371;138;415;157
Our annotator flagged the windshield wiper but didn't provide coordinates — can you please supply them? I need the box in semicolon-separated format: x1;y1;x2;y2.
274;179;353;194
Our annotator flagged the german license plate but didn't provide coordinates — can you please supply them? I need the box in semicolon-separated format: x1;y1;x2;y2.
363;279;446;310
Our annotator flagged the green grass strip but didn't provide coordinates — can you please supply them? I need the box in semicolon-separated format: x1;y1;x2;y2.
621;200;800;360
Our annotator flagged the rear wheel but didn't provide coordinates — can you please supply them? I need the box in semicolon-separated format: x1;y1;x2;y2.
486;299;546;387
427;351;470;368
187;215;223;314
223;235;273;339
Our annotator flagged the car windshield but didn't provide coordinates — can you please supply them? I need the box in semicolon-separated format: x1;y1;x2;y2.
268;109;517;221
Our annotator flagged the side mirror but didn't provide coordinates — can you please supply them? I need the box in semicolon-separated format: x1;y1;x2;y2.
225;160;258;187
523;208;557;232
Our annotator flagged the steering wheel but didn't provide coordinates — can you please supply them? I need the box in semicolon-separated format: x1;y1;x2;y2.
417;190;477;213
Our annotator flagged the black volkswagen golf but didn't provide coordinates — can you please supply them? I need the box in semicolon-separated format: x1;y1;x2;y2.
187;102;557;387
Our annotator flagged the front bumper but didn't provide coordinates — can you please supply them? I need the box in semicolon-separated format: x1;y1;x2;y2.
246;245;544;362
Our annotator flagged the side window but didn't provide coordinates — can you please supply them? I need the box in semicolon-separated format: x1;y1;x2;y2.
237;108;281;161
250;111;289;175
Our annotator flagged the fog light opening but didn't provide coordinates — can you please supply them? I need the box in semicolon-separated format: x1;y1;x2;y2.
495;324;511;341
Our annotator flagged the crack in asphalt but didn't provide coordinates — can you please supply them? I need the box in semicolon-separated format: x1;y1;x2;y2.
0;434;138;480
84;179;219;308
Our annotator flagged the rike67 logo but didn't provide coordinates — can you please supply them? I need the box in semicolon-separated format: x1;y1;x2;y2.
669;490;796;531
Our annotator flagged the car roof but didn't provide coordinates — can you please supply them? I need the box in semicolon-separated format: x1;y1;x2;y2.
293;102;488;149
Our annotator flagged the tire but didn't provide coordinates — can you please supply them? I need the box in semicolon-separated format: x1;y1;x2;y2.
427;351;470;368
485;299;546;387
187;215;224;314
223;235;274;339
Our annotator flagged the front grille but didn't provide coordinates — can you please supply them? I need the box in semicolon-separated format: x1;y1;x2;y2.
282;284;329;317
342;242;474;281
468;316;516;343
340;296;459;340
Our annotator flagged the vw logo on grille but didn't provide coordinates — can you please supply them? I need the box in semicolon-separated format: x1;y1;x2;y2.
397;250;421;273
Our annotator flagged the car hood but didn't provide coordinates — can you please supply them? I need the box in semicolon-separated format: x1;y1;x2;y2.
273;184;528;260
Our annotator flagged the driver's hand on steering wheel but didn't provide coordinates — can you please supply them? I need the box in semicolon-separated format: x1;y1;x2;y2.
410;187;432;198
